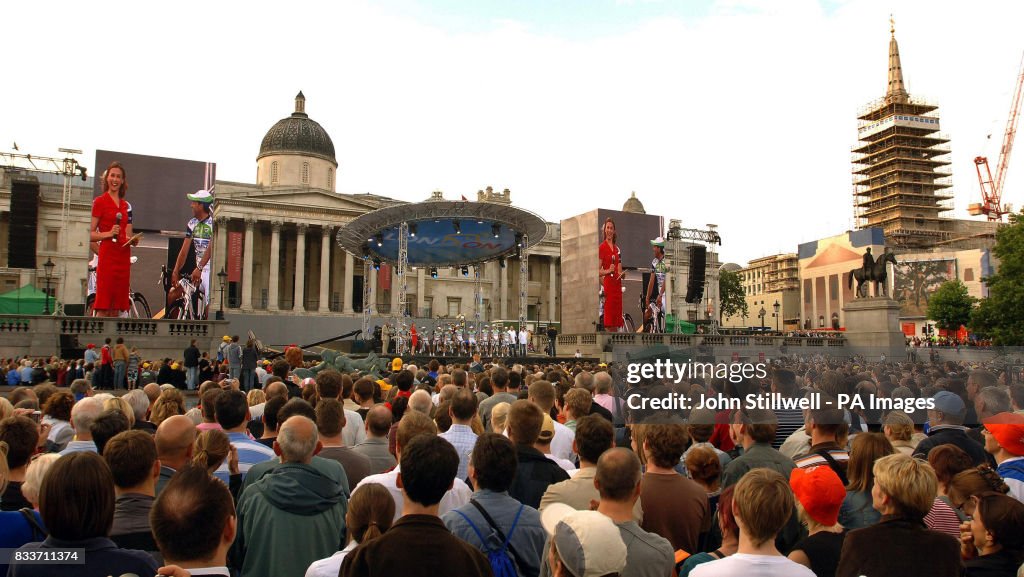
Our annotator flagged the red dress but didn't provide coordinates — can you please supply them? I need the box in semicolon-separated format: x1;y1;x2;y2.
600;241;623;330
92;193;132;311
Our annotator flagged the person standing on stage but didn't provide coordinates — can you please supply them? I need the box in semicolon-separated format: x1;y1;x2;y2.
599;218;624;332
89;162;136;317
646;237;668;332
172;189;215;319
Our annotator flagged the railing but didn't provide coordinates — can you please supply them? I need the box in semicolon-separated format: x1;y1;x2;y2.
556;333;848;352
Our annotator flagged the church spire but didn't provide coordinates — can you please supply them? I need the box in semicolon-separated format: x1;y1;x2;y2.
886;16;909;104
294;91;307;116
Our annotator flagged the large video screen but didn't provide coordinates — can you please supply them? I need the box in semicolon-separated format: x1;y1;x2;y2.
894;259;957;318
93;150;215;233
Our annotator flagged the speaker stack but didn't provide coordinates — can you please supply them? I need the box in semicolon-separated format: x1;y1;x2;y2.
684;245;707;303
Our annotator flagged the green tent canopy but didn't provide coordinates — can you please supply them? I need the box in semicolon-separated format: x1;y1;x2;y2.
0;285;56;315
664;314;697;334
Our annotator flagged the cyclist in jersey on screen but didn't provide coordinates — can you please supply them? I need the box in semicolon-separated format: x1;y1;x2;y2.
172;189;215;319
646;236;668;331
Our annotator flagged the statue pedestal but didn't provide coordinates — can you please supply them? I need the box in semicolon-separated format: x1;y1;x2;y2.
842;297;906;361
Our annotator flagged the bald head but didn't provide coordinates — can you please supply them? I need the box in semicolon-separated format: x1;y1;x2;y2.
70;397;104;439
595;447;643;502
143;383;161;404
366;405;393;438
409;390;433;415
155;415;198;469
276;416;319;464
265;381;288;401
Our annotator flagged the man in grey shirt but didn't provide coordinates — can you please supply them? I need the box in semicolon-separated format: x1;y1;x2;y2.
478;367;516;431
595;448;674;577
352;405;397;474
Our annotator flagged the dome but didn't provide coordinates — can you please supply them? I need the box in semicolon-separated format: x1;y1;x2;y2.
258;92;337;165
622;191;646;214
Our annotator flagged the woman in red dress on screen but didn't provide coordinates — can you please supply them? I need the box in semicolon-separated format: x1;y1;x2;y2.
599;217;624;332
89;162;134;317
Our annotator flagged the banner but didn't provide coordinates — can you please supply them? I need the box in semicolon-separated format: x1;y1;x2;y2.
228;231;243;283
894;259;956;318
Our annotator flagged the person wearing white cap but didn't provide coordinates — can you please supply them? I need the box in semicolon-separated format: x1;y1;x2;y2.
171;188;215;318
541;503;627;577
645;237;668;332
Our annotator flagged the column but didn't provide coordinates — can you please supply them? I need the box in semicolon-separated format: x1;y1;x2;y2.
416;268;425;316
214;216;228;310
500;260;508;319
319;225;332;313
343;252;355;313
665;264;673;320
241;218;255;310
548;257;556;322
293;223;307;312
268;221;281;311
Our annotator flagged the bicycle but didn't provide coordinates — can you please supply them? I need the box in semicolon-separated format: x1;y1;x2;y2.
86;256;152;318
161;265;206;320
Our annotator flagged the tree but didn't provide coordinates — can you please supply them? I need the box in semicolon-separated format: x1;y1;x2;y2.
971;211;1024;345
719;270;747;325
926;279;975;331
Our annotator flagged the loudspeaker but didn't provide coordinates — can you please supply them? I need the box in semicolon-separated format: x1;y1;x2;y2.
9;180;39;269
685;246;707;303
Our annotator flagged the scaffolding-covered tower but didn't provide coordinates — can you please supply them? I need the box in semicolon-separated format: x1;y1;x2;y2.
852;19;954;249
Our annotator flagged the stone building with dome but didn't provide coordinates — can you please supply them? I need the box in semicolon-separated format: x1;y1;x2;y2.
212;93;562;345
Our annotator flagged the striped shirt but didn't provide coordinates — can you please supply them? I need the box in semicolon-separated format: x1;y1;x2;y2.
773;408;805;450
924;497;963;540
793;442;850;472
214;431;276;484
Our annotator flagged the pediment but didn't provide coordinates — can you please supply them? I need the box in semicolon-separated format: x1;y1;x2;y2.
217;183;391;214
806;244;861;268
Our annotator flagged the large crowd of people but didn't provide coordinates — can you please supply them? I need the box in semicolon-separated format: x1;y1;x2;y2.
2;346;1024;577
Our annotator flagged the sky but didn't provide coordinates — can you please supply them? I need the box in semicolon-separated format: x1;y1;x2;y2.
2;0;1023;265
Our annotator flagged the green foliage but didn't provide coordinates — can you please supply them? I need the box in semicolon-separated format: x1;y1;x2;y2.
971;211;1024;345
719;270;747;323
926;279;975;331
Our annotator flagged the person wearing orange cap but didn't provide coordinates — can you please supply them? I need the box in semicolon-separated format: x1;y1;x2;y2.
789;466;847;577
982;412;1024;502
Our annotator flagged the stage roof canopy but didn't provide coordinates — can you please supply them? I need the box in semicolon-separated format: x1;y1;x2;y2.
337;200;547;267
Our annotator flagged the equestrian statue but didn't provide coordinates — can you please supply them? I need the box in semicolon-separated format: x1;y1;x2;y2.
849;247;898;298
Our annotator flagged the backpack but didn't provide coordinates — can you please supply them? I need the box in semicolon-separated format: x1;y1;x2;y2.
453;500;525;577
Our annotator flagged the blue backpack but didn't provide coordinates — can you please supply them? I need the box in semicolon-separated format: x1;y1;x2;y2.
454;500;525;577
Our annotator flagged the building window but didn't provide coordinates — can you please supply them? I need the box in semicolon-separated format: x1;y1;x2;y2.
327;168;333;189
45;230;58;252
271;161;279;184
302;162;310;184
964;268;974;282
447;298;461;317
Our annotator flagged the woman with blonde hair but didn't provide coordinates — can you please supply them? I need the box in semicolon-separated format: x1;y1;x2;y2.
103;396;136;428
246;389;266;407
835;454;960;577
489;401;511;434
150;389;186;426
20;453;61;510
306;482;395;577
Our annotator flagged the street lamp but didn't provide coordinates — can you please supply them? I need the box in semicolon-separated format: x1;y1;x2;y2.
759;306;766;330
773;300;780;332
217;268;228;321
42;258;55;315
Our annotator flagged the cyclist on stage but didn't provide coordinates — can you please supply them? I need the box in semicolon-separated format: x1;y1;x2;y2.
172;189;215;319
646;236;669;332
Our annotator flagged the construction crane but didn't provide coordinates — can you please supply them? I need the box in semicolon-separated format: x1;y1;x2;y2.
970;52;1024;221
